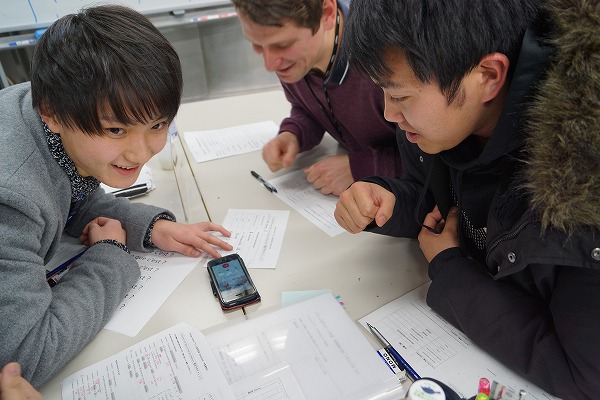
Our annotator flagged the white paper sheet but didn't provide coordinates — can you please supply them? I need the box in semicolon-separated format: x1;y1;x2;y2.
207;209;289;269
61;323;235;400
206;293;400;400
359;283;558;399
269;170;344;237
45;239;206;338
232;364;307;400
183;121;279;163
62;295;404;400
104;249;209;337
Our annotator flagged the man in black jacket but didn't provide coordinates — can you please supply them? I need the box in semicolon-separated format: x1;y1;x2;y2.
334;0;600;398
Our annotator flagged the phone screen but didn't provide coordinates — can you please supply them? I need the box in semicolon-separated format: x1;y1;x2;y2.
210;257;257;305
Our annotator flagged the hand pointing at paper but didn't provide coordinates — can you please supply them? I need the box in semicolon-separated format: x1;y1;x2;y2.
150;220;233;259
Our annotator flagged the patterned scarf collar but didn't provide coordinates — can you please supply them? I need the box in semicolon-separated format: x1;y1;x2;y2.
43;121;100;202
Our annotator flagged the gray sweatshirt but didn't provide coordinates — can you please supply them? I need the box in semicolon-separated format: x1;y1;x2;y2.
0;83;173;387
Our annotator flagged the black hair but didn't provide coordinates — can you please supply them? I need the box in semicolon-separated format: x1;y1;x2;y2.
31;5;183;135
343;0;540;103
231;0;324;34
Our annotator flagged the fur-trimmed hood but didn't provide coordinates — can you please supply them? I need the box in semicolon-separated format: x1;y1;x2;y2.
524;0;600;233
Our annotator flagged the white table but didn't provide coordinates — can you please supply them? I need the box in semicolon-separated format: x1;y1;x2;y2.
176;90;430;324
38;89;429;399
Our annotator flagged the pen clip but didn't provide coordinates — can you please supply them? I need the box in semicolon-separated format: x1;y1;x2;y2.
112;183;149;198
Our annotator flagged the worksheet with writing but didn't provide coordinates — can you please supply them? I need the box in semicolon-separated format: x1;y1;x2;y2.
45;237;206;338
62;295;403;400
359;283;557;399
104;249;207;337
206;293;400;400
269;170;345;237
213;209;289;269
61;323;235;400
183;121;278;163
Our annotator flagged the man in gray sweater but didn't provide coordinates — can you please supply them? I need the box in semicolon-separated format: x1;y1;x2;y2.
0;5;232;387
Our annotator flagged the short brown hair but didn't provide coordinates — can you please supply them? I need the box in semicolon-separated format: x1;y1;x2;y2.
232;0;324;34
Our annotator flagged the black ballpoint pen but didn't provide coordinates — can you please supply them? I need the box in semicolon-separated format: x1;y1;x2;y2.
112;183;149;198
250;170;278;193
367;322;421;381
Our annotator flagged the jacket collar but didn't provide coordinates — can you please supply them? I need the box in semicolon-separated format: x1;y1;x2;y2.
523;0;600;233
324;0;350;85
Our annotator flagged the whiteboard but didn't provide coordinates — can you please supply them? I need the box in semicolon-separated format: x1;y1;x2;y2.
0;0;230;33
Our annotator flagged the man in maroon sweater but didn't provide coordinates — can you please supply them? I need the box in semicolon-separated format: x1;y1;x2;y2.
232;0;401;196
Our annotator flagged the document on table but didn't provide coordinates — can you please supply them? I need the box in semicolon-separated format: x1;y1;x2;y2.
61;323;235;400
45;239;205;337
62;294;402;400
104;249;208;337
209;209;289;269
359;283;557;399
205;292;401;400
270;170;345;237
183;121;279;163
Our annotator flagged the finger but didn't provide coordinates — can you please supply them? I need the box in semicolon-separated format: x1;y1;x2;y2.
1;361;21;380
334;209;360;233
346;188;380;226
319;184;333;195
442;206;459;232
334;201;367;234
92;216;109;226
430;205;442;220
422;210;440;230
304;171;316;184
304;165;317;183
170;242;202;258
281;151;295;168
0;363;41;400
374;207;390;227
201;223;232;237
201;234;234;252
196;242;224;259
369;190;394;227
78;234;90;246
262;147;282;171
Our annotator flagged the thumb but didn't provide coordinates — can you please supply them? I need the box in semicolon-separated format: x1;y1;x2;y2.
374;194;395;227
1;362;21;382
281;150;296;168
375;209;389;227
443;207;459;231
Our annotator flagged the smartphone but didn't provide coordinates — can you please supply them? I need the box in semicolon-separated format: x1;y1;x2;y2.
207;253;260;311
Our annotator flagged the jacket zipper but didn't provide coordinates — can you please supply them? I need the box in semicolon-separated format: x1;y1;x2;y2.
488;214;538;253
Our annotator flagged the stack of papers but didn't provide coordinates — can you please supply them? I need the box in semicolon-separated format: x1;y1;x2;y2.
62;293;403;400
359;283;557;399
183;121;279;163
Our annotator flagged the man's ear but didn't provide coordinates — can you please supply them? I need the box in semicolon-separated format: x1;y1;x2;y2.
477;53;510;103
39;112;62;134
321;0;338;31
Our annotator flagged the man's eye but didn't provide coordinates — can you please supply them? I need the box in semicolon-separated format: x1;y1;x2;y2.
153;121;168;130
107;127;124;135
391;96;408;103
